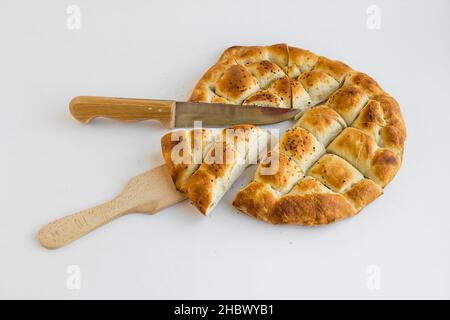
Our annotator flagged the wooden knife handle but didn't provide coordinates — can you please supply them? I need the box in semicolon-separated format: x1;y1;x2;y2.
69;96;176;128
37;197;132;249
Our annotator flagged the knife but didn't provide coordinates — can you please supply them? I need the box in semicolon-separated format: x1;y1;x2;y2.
69;96;300;127
38;164;186;249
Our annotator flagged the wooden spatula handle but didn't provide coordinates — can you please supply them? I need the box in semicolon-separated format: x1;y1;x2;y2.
38;197;132;249
38;165;186;249
69;96;176;127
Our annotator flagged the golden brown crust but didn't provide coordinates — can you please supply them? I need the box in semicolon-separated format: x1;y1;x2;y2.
214;65;259;104
184;44;406;224
272;193;356;225
278;127;325;171
308;154;363;193
232;181;280;223
228;44;289;71
233;176;357;226
326;127;401;187
189;44;292;108
161;130;196;190
243;76;292;108
344;71;383;96
233;174;382;226
298;70;340;104
327;85;369;124
287;46;319;77
291;79;313;114
161;128;221;191
188;56;238;103
255;151;304;193
312;57;353;83
343;179;383;211
294;105;347;146
162;125;267;215
184;142;239;214
183;169;215;214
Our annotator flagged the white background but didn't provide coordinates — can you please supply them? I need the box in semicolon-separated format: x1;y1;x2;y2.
1;0;449;299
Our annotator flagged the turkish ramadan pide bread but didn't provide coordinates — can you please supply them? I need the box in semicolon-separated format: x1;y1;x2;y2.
163;44;406;225
161;125;270;215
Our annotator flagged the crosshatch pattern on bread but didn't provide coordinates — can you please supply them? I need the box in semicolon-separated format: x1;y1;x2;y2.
165;44;406;225
161;125;272;215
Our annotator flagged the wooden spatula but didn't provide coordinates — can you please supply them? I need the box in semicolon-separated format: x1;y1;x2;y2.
38;164;186;249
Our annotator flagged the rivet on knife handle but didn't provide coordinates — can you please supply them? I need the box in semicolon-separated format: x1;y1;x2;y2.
69;96;177;128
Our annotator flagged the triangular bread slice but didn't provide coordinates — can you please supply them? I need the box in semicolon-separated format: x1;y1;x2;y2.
161;125;271;215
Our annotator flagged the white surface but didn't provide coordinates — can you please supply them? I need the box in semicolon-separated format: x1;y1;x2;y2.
1;0;449;299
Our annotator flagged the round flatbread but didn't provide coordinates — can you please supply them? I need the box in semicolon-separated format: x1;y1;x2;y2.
188;44;406;226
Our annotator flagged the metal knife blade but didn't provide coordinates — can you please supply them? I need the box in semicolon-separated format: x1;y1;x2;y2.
174;101;300;128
